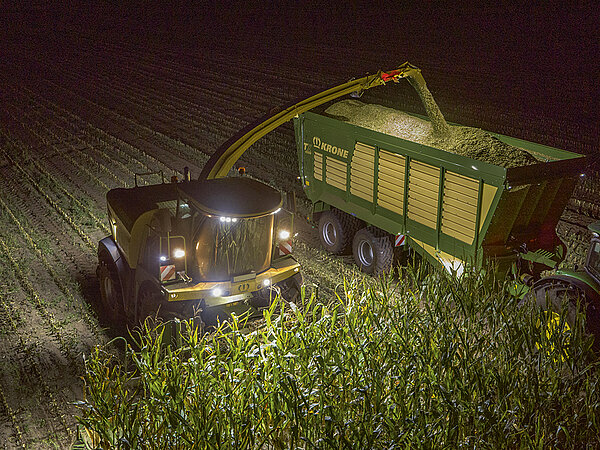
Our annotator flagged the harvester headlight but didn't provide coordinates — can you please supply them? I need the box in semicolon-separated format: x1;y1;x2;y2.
173;249;185;259
232;217;238;223
263;279;271;287
220;216;226;222
160;255;168;262
212;288;223;297
278;230;290;240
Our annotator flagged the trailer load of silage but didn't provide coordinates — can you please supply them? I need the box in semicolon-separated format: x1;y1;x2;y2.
324;100;538;168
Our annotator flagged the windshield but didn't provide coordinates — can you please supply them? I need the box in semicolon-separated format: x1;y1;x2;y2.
193;215;273;281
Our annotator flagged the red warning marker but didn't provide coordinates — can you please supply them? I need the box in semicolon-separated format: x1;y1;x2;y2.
160;264;176;282
279;240;292;255
395;234;406;247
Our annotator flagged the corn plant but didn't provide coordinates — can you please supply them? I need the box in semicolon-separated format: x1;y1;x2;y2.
78;264;600;448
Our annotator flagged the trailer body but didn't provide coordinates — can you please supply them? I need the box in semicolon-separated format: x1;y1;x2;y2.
294;110;584;275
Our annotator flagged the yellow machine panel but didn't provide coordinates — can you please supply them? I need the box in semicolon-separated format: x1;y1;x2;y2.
408;160;440;229
314;152;323;181
479;184;498;231
441;171;479;244
377;149;406;216
326;156;347;191
351;142;375;201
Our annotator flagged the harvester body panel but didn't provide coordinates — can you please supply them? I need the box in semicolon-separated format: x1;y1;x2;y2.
103;178;299;320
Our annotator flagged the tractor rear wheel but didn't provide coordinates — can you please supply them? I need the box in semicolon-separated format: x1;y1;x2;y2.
97;250;126;325
534;280;600;349
318;209;362;255
352;228;393;275
534;282;580;327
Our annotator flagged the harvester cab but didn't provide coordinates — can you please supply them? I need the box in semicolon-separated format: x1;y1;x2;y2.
98;172;301;327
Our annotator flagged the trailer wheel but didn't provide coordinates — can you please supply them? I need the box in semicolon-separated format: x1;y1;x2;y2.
318;209;361;254
97;250;126;325
352;228;393;275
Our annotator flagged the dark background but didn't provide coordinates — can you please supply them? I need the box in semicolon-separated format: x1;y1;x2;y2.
2;1;597;155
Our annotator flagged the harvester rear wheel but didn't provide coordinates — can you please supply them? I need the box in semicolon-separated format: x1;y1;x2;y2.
318;209;362;255
352;228;393;275
97;250;126;325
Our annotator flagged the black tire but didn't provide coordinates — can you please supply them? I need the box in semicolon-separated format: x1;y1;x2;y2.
534;282;580;326
279;272;304;303
97;249;126;325
318;209;362;255
137;283;168;324
352;228;393;275
534;280;600;350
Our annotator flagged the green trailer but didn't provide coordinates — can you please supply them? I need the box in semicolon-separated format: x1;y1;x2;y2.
294;109;584;278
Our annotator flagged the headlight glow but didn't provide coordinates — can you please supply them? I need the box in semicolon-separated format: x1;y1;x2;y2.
212;288;223;297
173;249;185;258
278;230;290;240
263;279;271;287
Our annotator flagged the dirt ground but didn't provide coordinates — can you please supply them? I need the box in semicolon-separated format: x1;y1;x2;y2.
0;4;597;448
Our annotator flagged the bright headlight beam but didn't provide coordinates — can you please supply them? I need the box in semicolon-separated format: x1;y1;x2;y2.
173;249;185;258
278;230;290;240
212;288;223;297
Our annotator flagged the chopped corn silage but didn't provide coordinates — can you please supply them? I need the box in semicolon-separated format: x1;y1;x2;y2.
325;100;537;168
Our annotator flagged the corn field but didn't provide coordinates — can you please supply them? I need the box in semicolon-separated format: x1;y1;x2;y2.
79;268;600;448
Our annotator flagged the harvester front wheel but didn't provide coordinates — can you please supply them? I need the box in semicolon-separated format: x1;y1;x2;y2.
97;250;126;325
352;228;393;275
137;284;167;324
279;272;304;303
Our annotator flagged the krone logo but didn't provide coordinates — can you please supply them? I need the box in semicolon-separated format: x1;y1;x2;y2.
312;136;349;159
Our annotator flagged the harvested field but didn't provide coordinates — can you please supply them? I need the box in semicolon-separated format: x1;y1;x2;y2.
0;3;597;448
